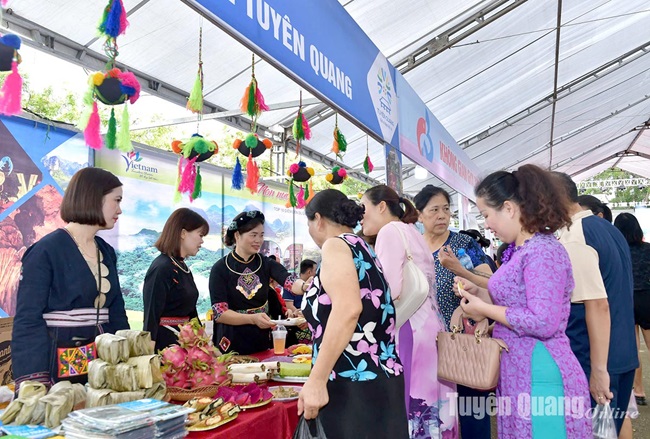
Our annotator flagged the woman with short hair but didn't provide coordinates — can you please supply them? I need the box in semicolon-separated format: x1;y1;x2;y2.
11;167;129;390
143;208;209;352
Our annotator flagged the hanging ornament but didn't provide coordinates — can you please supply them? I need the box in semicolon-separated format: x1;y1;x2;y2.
187;26;204;114
326;166;348;185
78;0;139;151
0;33;23;116
231;54;272;193
331;113;347;159
285;161;314;208
171;134;218;202
363;135;374;174
292;91;311;156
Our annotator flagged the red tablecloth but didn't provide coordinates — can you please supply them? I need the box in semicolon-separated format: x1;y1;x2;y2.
187;349;302;439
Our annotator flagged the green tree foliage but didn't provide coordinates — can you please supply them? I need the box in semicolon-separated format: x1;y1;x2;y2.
583;168;649;204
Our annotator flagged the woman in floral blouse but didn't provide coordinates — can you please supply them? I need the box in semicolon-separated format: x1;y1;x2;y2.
299;189;408;438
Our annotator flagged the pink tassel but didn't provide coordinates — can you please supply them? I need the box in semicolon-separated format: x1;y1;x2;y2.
366;155;374;173
179;157;198;194
83;102;103;150
118;71;141;104
1;0;9;7
296;186;306;209
0;61;22;116
255;86;269;112
118;0;129;35
301;114;311;140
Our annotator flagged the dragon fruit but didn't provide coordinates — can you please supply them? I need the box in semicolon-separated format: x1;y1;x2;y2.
164;366;191;389
160;345;188;372
235;392;251;406
178;318;210;348
188;368;216;388
186;346;215;371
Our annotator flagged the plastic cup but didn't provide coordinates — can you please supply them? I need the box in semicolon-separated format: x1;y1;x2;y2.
272;325;287;354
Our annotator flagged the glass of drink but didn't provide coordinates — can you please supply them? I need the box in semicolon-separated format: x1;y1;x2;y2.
272;325;287;354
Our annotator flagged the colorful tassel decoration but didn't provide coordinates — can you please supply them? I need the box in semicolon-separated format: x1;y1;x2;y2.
296;186;306;209
98;0;129;39
187;72;203;113
106;108;117;149
332;126;347;157
84;102;103;150
0;60;22;116
191;166;202;200
178;156;199;195
232;157;244;190
292;107;311;155
117;104;132;152
240;77;269;118
306;179;315;205
363;155;374;174
245;154;260;194
289;181;297;208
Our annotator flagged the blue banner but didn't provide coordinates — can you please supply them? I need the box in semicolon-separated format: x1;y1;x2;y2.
188;0;399;146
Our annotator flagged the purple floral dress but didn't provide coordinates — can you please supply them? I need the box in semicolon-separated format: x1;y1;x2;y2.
301;233;409;438
489;233;591;438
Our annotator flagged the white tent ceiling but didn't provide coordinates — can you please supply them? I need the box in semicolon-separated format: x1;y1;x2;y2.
2;0;649;196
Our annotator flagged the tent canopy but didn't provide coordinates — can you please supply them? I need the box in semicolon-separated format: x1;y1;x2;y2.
3;0;649;197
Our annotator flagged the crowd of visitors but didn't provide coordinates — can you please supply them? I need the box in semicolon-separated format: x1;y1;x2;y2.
10;164;647;439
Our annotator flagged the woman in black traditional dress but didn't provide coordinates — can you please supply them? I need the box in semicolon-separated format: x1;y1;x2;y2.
209;210;308;354
143;208;209;352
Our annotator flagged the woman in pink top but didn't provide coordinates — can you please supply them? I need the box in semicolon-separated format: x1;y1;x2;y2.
361;185;458;439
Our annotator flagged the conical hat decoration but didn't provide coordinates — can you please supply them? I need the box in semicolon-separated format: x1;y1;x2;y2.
287;161;314;183
172;134;218;203
326;166;347;185
234;133;272;158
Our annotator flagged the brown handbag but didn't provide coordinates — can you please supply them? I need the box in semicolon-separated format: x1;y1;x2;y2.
436;307;509;391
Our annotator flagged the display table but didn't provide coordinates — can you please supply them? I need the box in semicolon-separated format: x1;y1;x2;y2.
186;349;303;439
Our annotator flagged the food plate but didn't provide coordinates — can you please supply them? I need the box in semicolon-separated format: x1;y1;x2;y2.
270;317;307;327
269;385;301;402
186;413;238;432
272;375;309;383
240;396;273;410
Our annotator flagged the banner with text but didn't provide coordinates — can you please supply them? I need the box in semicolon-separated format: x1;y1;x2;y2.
396;75;480;201
187;0;399;146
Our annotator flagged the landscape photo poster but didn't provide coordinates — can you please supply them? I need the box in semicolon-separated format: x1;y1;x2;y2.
0;116;89;316
95;146;318;323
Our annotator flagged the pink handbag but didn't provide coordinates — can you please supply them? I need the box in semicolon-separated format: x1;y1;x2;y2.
436;307;509;390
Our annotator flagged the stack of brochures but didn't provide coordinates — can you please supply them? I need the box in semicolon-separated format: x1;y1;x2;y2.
62;398;192;439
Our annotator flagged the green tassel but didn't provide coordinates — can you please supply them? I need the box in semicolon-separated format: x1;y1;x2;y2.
363;157;370;174
77;87;95;130
289;180;297;207
293;112;305;141
174;189;182;203
336;128;347;153
117;105;133;152
174;159;182;203
106;108;117;150
247;79;257;117
192;166;202;200
187;73;203;113
304;184;310;203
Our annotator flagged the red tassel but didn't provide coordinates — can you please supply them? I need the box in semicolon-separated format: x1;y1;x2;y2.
246;154;260;194
84;102;103;150
0;61;23;116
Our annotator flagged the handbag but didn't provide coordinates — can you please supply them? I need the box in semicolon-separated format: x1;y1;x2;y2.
436;307;509;390
391;223;430;330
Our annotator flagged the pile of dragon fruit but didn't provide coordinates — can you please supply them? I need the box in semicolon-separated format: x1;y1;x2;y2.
160;318;229;389
216;383;273;406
